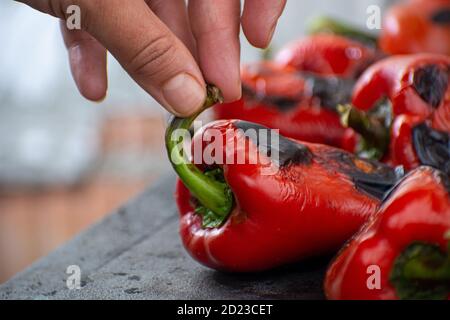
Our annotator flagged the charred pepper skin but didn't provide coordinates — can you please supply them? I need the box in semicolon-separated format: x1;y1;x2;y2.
345;54;450;171
214;34;379;151
325;166;450;300
214;61;358;151
380;0;450;56
352;54;450;126
176;119;401;272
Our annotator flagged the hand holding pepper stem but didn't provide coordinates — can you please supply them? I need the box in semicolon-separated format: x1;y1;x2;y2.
165;85;234;220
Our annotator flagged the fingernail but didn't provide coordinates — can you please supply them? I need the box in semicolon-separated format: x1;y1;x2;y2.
69;45;83;86
162;73;206;116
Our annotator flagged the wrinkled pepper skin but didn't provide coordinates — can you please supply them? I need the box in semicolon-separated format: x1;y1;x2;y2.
351;54;450;171
214;62;358;151
325;166;450;300
275;34;378;78
176;120;401;272
380;0;450;56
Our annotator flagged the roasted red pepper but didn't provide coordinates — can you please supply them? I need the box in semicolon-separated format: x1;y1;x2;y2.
340;54;450;173
380;0;450;55
213;61;357;150
167;86;401;272
352;54;450;122
214;34;379;151
275;34;377;78
325;166;450;300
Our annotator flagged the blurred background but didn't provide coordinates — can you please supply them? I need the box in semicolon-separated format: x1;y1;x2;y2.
0;0;395;283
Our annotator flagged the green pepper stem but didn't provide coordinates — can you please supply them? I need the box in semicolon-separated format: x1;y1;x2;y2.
390;241;450;299
402;255;450;282
165;85;233;218
400;241;450;282
309;16;379;47
338;104;390;160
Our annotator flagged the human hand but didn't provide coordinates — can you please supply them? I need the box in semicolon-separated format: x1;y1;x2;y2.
17;0;286;116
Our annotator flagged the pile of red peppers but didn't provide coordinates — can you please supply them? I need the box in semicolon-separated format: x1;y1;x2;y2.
165;0;450;300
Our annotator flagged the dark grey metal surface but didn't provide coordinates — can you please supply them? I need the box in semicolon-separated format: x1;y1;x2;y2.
0;173;326;300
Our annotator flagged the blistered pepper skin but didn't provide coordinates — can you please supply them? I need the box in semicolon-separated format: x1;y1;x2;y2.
176;120;400;272
350;54;450;170
325;167;450;300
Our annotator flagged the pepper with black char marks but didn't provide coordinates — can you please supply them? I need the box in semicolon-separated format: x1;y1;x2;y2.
214;34;380;151
214;61;358;151
166;85;402;272
275;34;378;78
338;54;450;173
325;166;450;300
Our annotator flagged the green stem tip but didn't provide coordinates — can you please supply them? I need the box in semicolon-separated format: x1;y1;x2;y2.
338;103;391;160
165;85;233;228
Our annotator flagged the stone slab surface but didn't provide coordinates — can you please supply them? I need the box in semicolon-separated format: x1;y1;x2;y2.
0;173;326;300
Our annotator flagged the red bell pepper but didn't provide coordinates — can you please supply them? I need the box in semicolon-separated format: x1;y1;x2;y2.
275;34;378;78
166;86;402;272
309;0;450;56
214;61;358;151
325;166;450;300
380;0;450;55
214;34;379;151
352;54;450;122
339;54;450;172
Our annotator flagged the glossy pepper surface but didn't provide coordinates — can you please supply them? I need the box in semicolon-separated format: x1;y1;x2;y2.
341;54;450;172
175;121;401;272
325;166;450;300
167;88;402;272
380;0;450;55
352;54;450;123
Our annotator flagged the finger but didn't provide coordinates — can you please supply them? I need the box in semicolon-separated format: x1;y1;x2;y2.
60;21;107;102
189;0;241;102
241;0;287;49
79;0;206;116
146;0;197;57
